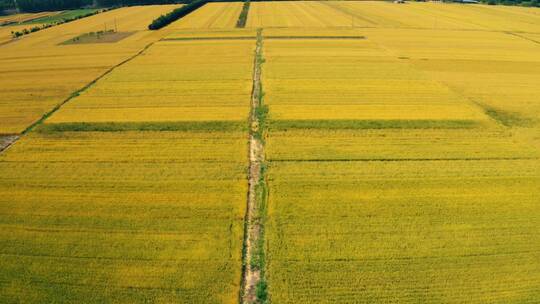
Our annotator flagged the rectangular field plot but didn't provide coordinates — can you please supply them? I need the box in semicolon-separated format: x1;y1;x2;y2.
364;29;540;122
165;28;257;40
266;160;540;303
263;27;364;38
263;37;488;123
167;2;243;29
0;130;247;303
267;128;540;161
246;1;353;28
325;1;540;31
322;1;485;30
48;39;255;124
248;1;540;31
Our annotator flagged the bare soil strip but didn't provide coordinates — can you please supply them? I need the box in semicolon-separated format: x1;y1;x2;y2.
61;31;135;45
0;135;19;153
241;29;267;304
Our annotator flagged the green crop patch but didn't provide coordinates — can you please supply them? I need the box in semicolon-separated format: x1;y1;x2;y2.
38;121;247;133
269;119;482;130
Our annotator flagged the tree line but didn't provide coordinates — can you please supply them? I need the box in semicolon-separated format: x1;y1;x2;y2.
480;0;538;6
148;0;205;29
0;0;15;14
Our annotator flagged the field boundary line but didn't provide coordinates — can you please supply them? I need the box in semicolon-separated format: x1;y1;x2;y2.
320;1;378;26
240;28;269;304
506;31;540;45
0;135;19;154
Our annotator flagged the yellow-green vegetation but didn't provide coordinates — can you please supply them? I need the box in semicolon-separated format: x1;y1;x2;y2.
0;130;247;303
167;2;244;29
48;38;254;124
0;23;256;301
21;9;101;25
165;28;257;40
266;159;540;303
0;11;59;25
267;128;539;161
247;1;540;31
263;33;488;123
0;5;180;134
0;1;539;303
246;1;353;28
255;2;540;303
364;28;540;122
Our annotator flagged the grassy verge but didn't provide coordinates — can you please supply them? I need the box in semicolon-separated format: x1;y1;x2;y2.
269;119;482;130
252;162;269;303
36;121;247;133
252;29;268;142
483;106;536;127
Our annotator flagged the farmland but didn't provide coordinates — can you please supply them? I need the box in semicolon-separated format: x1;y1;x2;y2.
0;5;180;134
47;37;255;124
0;130;247;303
0;1;539;303
169;2;244;29
0;24;254;302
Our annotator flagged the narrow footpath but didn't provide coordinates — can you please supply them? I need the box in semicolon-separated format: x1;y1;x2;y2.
241;29;268;304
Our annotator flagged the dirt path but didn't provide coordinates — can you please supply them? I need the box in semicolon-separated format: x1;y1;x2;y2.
242;29;266;304
0;135;19;154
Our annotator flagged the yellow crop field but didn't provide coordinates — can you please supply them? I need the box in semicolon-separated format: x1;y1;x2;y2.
48;38;254;124
0;130;247;303
263;36;488;122
0;11;58;24
363;28;540;121
168;2;244;29
267;128;540;161
254;3;540;303
0;24;37;44
1;1;539;303
0;5;179;134
266;159;540;303
246;1;354;28
166;28;257;39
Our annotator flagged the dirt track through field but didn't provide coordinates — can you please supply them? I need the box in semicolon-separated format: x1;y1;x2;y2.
241;29;266;304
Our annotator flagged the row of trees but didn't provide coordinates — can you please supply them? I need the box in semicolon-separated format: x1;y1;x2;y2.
148;0;205;29
97;0;180;5
16;0;93;12
481;0;539;6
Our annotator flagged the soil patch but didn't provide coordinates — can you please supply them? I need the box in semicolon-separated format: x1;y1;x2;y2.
61;31;135;45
